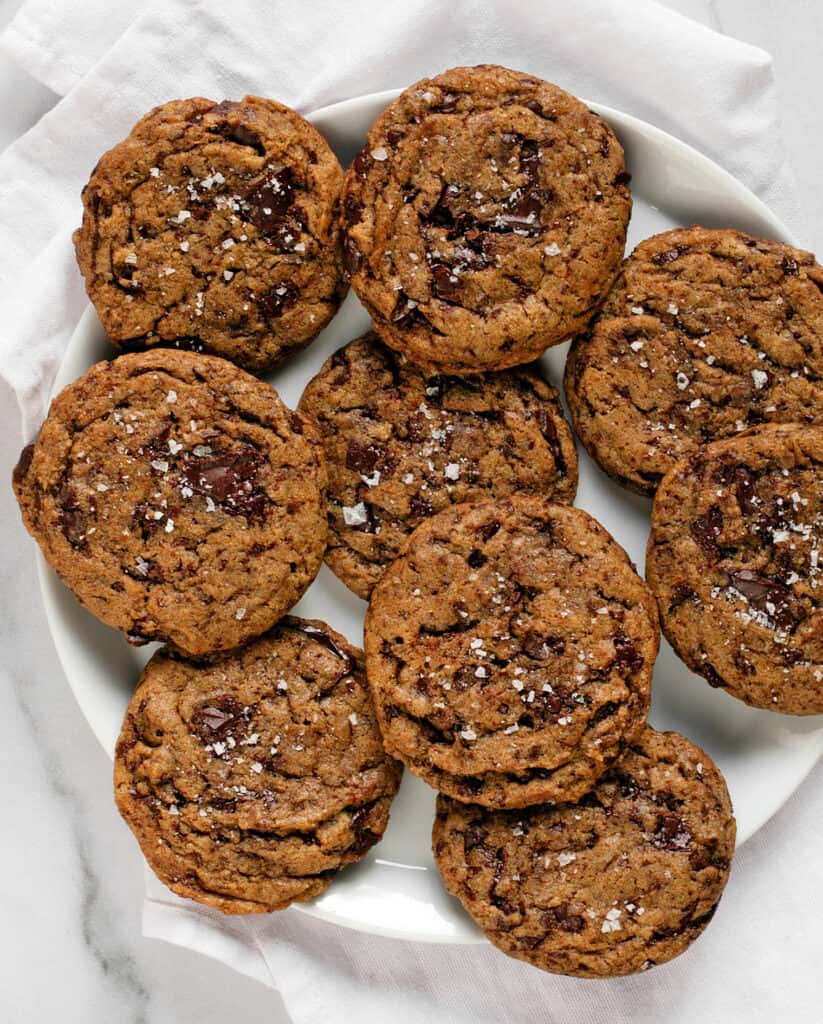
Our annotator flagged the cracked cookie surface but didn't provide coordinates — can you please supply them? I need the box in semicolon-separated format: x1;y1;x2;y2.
565;227;823;495
298;331;578;598
74;96;347;372
340;64;631;374
646;423;823;713
13;349;327;655
114;616;402;914
433;727;735;977
364;496;658;808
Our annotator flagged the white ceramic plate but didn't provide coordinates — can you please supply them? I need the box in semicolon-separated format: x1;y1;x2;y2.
38;90;823;944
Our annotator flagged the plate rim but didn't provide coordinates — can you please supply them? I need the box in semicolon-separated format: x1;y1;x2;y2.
36;87;820;944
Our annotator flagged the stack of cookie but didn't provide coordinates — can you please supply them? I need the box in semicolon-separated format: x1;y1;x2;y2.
11;63;822;979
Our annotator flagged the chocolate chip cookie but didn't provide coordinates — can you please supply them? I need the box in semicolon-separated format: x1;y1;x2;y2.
646;423;823;713
74;96;347;372
13;349;326;656
565;227;823;495
340;64;631;374
364;496;658;808
298;331;578;599
433;726;734;977
114;616;402;914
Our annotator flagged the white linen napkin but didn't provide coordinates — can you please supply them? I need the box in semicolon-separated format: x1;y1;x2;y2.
0;2;810;1021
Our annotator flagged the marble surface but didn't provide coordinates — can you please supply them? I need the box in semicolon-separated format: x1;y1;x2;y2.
1;2;822;1022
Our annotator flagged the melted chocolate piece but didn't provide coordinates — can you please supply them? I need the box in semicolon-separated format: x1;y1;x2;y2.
342;197;364;226
536;407;566;475
180;444;269;519
259;282;299;319
351;146;372;180
132;502;168;538
651;813;693;851
191;695;250;742
542;903;586;933
13;442;35;485
651;244;690;266
669;582;697;610
479;519;502;542
733;466;757;513
390;291;423;327
349;804;380;857
345;441;386;475
290;620;354;674
56;481;88;549
243;168;304;248
430;262;463;303
522;632;564;660
343;237;362;276
463;823;488;852
690;505;723;559
727;569;803;629
409;494;435;519
613;631;643;671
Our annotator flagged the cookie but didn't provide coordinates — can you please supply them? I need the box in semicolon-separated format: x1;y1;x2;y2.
299;331;578;598
13;349;326;656
74;96;347;372
646;423;823;713
565;227;823;495
364;496;658;808
114;616;402;914
340;64;631;374
433;726;734;977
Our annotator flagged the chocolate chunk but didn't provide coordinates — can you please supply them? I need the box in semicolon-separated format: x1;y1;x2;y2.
345;441;385;475
479;519;502;542
351;146;372;180
733;466;757;513
430;262;463;303
613;631;643;671
463;823;488;852
342;197;364;226
651;813;693;851
390;291;422;327
56;482;89;549
13;442;35;485
536;407;567;474
343;236;362;276
669;582;697;610
349;805;380;857
690;505;723;559
727;569;803;629
180;444;269;519
409;494;435;519
243;168;304;247
259;283;299;319
494;187;543;235
518;139;540;185
781;255;799;276
191;695;249;742
651;244;689;266
522;632;565;659
613;170;632;187
290;620;354;675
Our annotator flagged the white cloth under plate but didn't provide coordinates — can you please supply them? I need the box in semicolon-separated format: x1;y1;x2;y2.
0;2;818;1022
